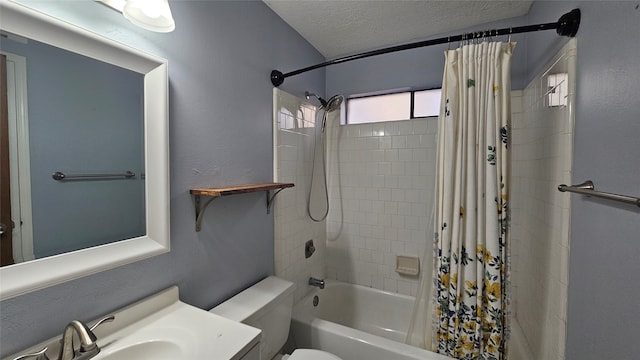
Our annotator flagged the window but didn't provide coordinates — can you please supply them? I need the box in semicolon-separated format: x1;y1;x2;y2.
413;89;441;117
346;88;441;125
547;73;568;107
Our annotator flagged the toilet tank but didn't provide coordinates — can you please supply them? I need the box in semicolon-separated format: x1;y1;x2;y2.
211;276;295;360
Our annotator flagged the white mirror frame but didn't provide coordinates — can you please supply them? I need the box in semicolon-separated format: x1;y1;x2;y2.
0;0;170;300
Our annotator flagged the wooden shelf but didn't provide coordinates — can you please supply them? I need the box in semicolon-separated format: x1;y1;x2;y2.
190;183;294;197
190;182;294;232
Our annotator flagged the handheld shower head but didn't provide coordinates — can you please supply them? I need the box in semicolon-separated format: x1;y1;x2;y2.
325;94;344;112
320;94;344;133
305;91;328;107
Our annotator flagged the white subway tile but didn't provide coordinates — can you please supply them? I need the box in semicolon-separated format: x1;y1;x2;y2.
412;119;428;134
385;122;400;136
392;162;406;175
385;149;399;162
378;188;391;201
398;121;414;135
392;135;407;148
379;137;393;149
399;149;413;161
383;277;398;292
391;188;405;201
407;134;422;148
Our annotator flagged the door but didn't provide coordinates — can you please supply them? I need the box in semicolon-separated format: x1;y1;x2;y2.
1;54;15;266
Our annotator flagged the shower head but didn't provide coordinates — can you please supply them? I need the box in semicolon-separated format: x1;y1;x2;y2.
305;91;328;107
320;94;344;133
325;94;344;112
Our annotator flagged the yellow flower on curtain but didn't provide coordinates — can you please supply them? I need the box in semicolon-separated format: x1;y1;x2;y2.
492;335;502;346
486;281;501;299
464;321;477;333
486;342;498;354
442;273;450;288
465;280;477;291
460;335;475;351
485;249;494;263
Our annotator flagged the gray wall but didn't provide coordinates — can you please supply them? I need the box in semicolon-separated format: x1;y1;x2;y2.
1;38;145;258
526;2;640;360
0;1;324;356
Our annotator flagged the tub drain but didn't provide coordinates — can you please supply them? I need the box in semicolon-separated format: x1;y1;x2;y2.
313;295;319;307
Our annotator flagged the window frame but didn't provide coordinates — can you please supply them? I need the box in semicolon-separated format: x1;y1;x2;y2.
345;87;441;125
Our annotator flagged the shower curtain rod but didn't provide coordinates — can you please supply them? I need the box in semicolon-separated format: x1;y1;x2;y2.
270;8;580;87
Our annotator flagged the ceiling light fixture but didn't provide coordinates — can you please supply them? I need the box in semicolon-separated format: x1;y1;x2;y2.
99;0;175;33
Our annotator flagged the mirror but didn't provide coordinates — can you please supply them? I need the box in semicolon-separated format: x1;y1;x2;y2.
0;0;169;300
1;33;146;264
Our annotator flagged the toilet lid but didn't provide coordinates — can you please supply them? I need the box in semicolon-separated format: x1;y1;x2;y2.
289;349;343;360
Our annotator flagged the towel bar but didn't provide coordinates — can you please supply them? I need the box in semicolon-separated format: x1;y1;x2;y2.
558;180;640;208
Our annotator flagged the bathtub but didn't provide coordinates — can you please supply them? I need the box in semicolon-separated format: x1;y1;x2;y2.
290;280;451;360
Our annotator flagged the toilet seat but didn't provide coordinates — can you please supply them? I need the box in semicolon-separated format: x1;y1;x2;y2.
286;349;343;360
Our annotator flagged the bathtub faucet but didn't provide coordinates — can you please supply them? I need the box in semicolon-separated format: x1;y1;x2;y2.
308;277;325;289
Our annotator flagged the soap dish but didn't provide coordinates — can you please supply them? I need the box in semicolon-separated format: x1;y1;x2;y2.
396;255;420;276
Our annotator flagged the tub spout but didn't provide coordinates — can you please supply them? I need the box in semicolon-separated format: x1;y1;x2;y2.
308;277;325;289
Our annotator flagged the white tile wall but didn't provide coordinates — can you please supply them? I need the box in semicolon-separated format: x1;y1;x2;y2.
273;89;326;303
324;115;438;295
510;39;576;360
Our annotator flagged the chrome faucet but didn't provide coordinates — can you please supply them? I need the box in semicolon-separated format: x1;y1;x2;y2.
11;316;114;360
58;320;99;360
308;277;325;289
59;316;114;360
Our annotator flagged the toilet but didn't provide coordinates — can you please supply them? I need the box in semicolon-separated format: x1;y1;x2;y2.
210;276;342;360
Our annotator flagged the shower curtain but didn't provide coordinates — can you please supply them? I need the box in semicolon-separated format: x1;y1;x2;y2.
408;41;513;360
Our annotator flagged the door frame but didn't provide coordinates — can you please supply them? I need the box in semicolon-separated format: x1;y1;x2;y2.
1;51;34;263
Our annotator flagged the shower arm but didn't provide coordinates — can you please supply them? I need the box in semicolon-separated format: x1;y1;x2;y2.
271;9;581;87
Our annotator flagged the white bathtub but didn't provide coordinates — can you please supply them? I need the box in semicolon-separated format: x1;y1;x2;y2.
290;280;451;360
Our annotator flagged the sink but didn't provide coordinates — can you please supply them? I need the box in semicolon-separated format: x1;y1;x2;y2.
6;287;261;360
92;287;261;360
94;321;197;359
98;341;182;360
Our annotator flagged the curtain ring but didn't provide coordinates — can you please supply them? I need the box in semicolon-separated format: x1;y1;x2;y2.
508;28;512;43
447;36;451;51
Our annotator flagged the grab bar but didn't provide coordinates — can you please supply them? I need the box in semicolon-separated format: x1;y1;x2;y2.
558;180;640;208
52;171;136;181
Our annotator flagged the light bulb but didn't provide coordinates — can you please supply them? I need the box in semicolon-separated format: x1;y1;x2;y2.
123;0;175;33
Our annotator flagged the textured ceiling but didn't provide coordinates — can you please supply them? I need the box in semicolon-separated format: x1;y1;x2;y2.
264;0;534;58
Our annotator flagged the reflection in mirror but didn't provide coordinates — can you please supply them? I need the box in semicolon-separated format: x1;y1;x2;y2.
0;0;169;300
1;34;146;266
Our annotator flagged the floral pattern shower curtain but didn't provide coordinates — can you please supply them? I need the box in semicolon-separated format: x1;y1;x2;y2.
433;41;513;360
